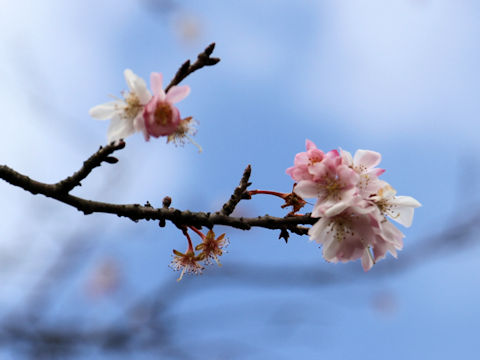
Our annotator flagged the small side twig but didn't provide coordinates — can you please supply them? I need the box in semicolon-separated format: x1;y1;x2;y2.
165;43;220;92
57;140;126;193
219;165;252;216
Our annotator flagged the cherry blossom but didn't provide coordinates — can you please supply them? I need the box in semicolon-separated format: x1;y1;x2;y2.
370;182;421;227
143;72;190;140
89;69;152;143
293;148;359;217
287;140;421;271
286;139;325;182
341;149;385;195
309;205;381;271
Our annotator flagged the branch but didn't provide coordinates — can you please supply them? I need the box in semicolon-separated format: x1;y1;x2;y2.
0;43;310;239
165;42;220;92
0;162;315;234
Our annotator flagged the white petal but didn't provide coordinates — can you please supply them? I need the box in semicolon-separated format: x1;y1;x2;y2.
388;196;421;227
89;101;124;120
166;85;191;103
134;80;151;104
392;195;421;208
293;180;320;199
123;70;150;104
107;117;135;143
124;69;138;92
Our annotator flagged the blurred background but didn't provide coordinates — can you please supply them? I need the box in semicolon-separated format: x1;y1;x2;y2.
0;0;479;358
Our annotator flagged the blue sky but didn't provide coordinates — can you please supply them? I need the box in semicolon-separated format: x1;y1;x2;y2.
1;1;480;359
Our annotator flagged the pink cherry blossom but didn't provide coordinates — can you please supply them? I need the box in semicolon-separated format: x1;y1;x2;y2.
293;147;359;217
341;149;385;195
309;205;405;271
287;140;421;271
286;139;325;182
142;73;191;140
308;205;382;271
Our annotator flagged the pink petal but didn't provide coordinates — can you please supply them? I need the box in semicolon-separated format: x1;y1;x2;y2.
166;85;191;103
308;218;330;244
150;73;166;100
361;249;374;271
354;150;381;169
305;139;317;151
323;236;341;262
293;180;320;199
323;200;351;217
340;149;353;166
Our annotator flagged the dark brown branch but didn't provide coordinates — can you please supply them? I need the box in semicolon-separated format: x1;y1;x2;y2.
0;164;315;233
57;140;126;193
165;43;220;92
219;164;251;216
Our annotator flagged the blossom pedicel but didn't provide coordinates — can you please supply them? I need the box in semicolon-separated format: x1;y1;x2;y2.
287;140;421;271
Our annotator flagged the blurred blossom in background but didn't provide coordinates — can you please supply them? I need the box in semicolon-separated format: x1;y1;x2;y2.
1;0;480;359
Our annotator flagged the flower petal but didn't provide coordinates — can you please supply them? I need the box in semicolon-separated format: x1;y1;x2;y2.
150;72;165;100
166;85;191;103
107;117;135;143
386;196;421;227
124;69;137;92
354;150;381;170
305;139;317;151
323;236;341;262
293;180;320;199
323;200;351;217
361;248;374;271
89;101;124;120
340;148;353;166
308;218;330;244
124;69;151;104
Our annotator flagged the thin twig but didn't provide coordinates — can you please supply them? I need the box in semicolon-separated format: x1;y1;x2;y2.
165;43;220;92
219;165;252;216
57;140;126;193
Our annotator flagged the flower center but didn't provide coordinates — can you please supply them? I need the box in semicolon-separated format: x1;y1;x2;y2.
124;93;142;119
327;216;354;243
324;176;342;200
154;102;173;126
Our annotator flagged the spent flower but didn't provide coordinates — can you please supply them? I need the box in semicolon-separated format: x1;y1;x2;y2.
192;228;228;266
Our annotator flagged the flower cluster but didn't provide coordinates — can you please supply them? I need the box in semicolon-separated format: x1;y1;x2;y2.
170;227;228;281
89;69;200;150
286;140;421;271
